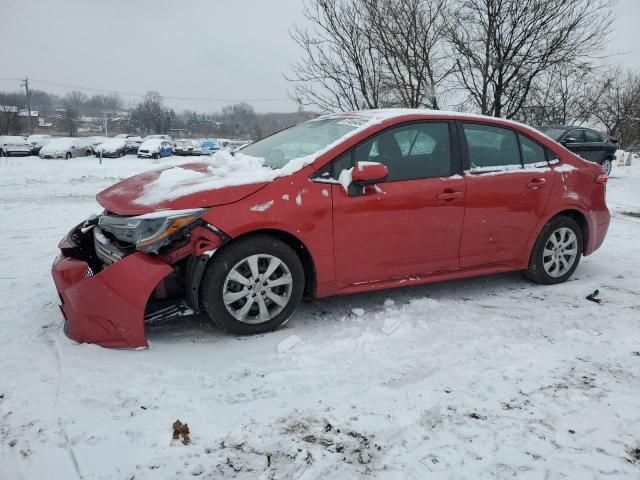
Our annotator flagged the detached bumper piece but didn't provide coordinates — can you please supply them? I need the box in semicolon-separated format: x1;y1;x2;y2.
52;252;173;349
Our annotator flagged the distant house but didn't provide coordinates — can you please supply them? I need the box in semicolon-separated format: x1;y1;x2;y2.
0;105;38;135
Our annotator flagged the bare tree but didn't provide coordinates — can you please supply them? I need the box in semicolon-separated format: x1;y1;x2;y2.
0;92;25;135
288;0;386;111
516;65;610;126
363;0;450;109
593;69;640;148
62;91;87;136
448;0;615;119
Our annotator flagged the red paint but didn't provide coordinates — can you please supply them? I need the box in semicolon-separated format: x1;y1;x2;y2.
52;111;610;348
352;162;389;184
52;253;173;348
97;162;268;216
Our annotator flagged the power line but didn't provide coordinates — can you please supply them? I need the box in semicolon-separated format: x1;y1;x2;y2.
27;78;290;103
21;77;34;134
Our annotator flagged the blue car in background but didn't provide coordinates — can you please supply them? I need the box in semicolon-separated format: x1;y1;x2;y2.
137;139;174;159
201;138;220;155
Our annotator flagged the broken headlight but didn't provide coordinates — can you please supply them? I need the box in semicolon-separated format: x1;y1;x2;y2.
98;208;206;253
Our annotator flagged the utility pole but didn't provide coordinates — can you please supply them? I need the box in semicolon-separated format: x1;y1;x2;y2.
21;77;34;134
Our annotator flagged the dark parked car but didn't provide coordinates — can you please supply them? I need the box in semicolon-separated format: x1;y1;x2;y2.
537;126;617;175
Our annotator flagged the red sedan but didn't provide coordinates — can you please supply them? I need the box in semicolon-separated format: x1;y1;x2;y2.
52;110;610;348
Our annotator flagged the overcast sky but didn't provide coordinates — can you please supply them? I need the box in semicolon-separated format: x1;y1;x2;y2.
1;0;638;113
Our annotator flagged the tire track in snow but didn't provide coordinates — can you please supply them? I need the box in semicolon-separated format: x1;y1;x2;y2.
49;334;84;480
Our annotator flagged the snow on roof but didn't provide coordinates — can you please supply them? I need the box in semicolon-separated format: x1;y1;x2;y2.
96;138;127;152
322;108;547;139
140;138;167;150
0;136;28;145
40;137;79;153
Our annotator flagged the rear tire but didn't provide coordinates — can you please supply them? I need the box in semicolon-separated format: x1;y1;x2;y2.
65;152;71;159
525;216;583;285
601;157;613;175
200;235;305;335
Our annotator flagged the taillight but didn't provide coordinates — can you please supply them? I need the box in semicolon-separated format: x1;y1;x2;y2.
595;173;608;185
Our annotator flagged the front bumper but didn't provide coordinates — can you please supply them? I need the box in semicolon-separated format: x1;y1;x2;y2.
52;248;173;349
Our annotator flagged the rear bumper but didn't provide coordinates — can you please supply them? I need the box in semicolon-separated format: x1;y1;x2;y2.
52;251;173;349
585;208;610;256
5;150;31;156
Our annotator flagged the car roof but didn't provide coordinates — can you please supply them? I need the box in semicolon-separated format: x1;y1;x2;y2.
317;108;549;140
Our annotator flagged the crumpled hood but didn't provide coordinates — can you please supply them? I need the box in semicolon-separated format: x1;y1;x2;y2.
97;162;269;216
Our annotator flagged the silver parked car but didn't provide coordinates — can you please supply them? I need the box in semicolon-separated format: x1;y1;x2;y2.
0;136;31;157
39;138;94;159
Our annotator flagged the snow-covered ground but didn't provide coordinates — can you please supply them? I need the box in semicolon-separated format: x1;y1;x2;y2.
1;155;639;479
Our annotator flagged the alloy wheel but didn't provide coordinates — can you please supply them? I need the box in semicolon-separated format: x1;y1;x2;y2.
601;158;612;175
222;254;293;324
542;227;578;278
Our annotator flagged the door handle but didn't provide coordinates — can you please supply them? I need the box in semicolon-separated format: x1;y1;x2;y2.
526;178;547;189
436;190;464;201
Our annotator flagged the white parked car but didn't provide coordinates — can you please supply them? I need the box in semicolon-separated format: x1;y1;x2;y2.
26;134;52;154
39;138;93;159
0;136;31;157
136;139;174;159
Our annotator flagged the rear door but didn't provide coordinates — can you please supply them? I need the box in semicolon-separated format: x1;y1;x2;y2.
331;121;466;285
459;122;556;268
562;128;590;160
582;129;607;163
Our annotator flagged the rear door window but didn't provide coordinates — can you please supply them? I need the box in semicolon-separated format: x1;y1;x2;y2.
565;129;585;143
462;123;521;171
584;129;604;143
518;134;547;166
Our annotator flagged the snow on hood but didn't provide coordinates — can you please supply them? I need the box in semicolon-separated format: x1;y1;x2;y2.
135;151;283;205
96;138;127;152
134;115;391;207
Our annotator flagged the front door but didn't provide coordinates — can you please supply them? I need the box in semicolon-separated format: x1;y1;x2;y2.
331;121;466;286
459;122;556;268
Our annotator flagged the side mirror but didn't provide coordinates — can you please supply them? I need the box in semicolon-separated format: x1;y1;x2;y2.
352;161;389;185
346;162;389;196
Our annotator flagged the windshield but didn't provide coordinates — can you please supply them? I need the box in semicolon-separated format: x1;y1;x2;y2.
240;117;368;169
537;127;568;141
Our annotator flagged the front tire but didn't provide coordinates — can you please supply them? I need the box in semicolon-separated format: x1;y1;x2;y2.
200;235;305;335
65;152;72;159
525;216;583;285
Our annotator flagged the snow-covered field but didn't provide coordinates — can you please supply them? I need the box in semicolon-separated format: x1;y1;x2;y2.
1;155;639;479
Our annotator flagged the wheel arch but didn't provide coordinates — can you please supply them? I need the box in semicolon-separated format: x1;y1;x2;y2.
211;228;317;297
546;209;590;254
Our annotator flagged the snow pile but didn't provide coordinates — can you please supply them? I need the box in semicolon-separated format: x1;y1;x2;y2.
134;115;398;206
135;151;281;205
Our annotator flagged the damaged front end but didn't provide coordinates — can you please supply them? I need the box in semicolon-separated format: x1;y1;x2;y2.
51;210;225;349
